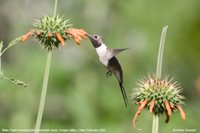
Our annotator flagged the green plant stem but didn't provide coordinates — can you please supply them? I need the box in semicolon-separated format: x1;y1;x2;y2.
152;25;168;133
53;0;58;17
156;25;168;79
0;42;2;77
0;57;2;77
0;56;2;77
35;50;52;133
152;115;159;133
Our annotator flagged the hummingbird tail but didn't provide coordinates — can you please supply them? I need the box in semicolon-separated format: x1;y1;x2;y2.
119;82;129;108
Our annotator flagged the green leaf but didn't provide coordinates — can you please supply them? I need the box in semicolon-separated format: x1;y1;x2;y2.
1;37;22;55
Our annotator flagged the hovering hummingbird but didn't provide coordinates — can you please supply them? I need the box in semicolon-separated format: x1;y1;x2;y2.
88;34;129;107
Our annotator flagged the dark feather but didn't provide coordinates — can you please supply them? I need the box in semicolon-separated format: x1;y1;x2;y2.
107;57;129;107
119;82;129;108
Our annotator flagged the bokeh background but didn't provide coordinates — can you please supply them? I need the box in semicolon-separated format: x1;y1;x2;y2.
0;0;200;132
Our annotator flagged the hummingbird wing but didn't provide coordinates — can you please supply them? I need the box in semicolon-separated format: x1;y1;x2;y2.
107;48;129;60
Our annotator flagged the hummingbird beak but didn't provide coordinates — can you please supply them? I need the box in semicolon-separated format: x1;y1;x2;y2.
87;34;93;41
87;34;96;47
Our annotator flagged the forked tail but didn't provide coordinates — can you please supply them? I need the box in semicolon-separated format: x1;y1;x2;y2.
119;82;129;108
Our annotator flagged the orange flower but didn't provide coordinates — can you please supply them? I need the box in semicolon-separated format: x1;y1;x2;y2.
149;99;155;113
55;32;65;46
135;101;143;105
176;105;186;120
48;32;52;38
66;28;87;45
132;99;148;130
36;31;42;36
21;31;34;43
165;111;170;123
164;100;171;116
78;29;88;39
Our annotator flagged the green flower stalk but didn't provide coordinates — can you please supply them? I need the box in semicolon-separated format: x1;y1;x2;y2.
0;41;3;77
35;50;52;133
131;26;186;131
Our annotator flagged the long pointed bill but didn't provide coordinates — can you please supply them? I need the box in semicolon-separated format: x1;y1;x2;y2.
87;34;97;48
87;34;93;41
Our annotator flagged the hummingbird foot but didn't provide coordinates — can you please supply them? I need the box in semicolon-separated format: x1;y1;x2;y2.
106;71;112;77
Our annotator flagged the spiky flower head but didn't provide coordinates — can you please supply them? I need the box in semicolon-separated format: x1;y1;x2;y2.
131;75;186;130
33;15;71;50
21;15;87;50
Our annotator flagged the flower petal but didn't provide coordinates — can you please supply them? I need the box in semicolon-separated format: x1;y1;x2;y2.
132;99;148;130
165;111;170;123
164;100;171;116
149;99;155;113
21;31;34;43
55;32;65;46
65;28;87;45
177;105;186;120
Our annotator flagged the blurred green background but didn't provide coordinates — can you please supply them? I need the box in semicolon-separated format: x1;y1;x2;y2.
0;0;200;132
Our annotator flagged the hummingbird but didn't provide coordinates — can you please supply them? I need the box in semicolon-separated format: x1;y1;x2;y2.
88;34;129;107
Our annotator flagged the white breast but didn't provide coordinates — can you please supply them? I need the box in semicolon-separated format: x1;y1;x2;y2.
95;43;109;66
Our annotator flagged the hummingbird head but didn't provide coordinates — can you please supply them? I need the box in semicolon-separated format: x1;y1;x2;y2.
88;34;103;48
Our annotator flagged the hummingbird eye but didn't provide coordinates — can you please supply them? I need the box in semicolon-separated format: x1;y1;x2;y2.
94;35;98;39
